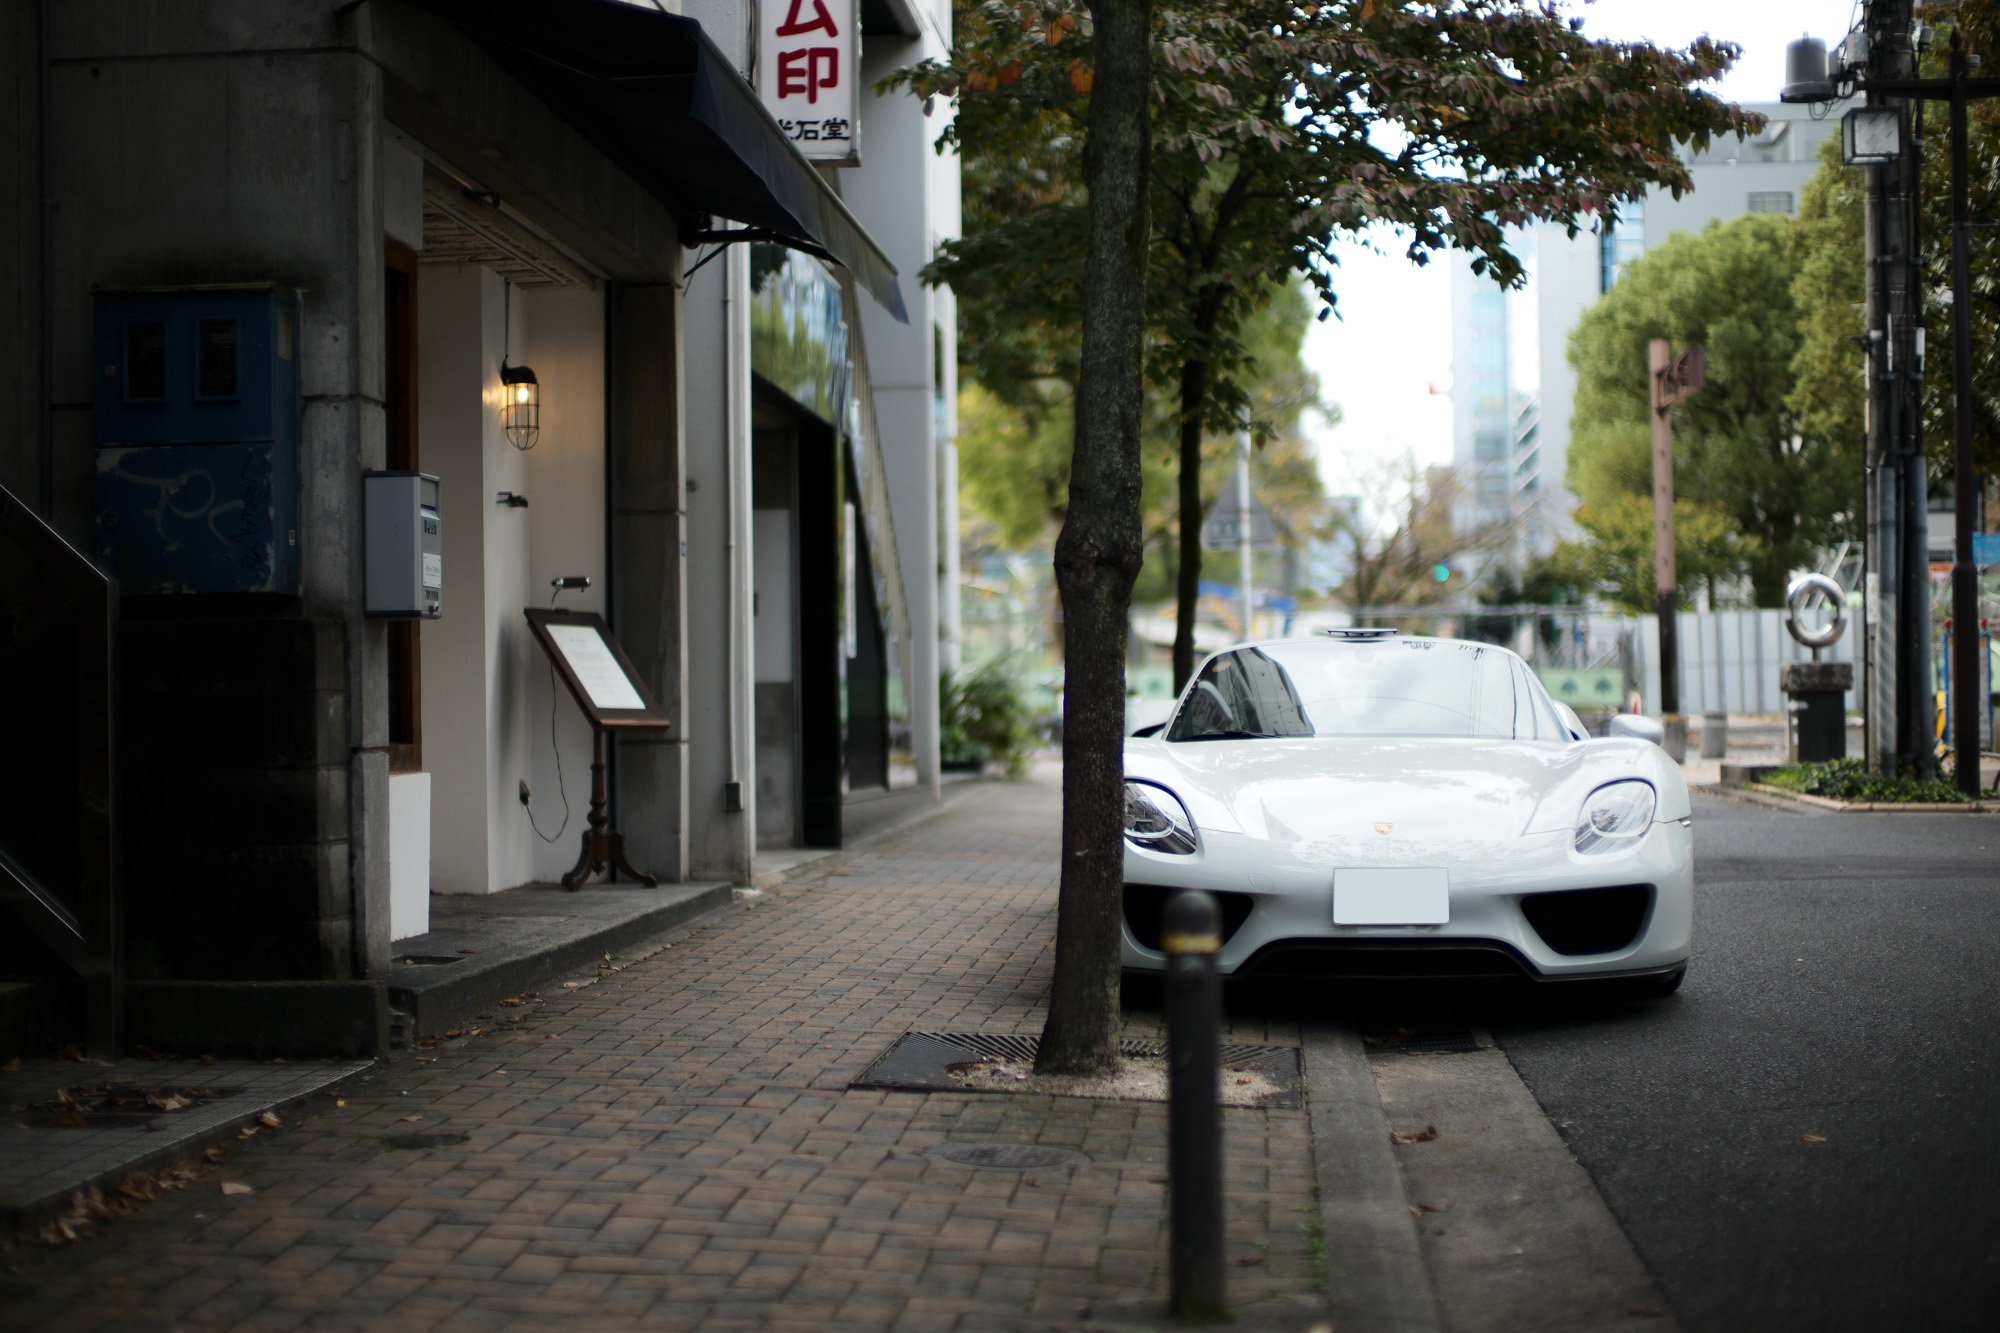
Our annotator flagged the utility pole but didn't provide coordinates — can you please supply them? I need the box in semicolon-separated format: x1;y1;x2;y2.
1948;30;1983;794
1650;340;1704;761
1789;4;1930;777
1236;431;1253;641
1789;10;1999;787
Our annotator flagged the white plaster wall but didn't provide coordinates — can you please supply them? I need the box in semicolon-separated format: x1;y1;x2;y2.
521;287;608;884
388;772;432;939
853;28;959;793
418;265;534;894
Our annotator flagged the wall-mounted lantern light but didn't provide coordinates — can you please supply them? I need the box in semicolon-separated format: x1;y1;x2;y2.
501;359;540;450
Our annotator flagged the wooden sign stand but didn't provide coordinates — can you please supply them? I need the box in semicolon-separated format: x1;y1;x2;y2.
523;608;673;892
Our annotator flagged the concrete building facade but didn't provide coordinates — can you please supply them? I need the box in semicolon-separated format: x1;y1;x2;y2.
0;0;958;1057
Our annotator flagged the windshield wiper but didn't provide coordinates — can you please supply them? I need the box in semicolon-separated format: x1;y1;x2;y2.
1175;729;1298;741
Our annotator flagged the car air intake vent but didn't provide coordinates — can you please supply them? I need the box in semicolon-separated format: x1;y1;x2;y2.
1520;885;1652;956
1123;885;1254;953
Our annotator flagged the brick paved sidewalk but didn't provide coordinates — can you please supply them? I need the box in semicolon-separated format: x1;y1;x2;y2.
1;770;1332;1332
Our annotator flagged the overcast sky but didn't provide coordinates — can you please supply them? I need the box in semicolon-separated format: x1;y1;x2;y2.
1302;0;1858;497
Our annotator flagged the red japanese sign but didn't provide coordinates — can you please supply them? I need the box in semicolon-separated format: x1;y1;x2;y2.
757;0;859;164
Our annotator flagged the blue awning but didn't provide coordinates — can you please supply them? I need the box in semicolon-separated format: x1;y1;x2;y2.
413;0;908;322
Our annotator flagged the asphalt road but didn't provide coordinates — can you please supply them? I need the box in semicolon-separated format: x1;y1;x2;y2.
1478;793;2000;1332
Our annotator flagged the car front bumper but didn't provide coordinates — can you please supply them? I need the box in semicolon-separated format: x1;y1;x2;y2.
1119;820;1693;980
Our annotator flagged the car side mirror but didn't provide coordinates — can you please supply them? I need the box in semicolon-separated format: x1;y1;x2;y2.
1607;714;1665;747
1553;702;1589;741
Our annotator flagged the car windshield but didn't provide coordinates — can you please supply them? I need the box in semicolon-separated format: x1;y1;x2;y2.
1165;639;1566;741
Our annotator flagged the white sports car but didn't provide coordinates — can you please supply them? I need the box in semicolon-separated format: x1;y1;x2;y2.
1121;631;1692;996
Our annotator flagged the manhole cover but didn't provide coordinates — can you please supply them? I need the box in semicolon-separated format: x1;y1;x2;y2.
930;1144;1088;1170
386;1132;469;1149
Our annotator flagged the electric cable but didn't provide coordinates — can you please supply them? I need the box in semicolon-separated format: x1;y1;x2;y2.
523;582;575;844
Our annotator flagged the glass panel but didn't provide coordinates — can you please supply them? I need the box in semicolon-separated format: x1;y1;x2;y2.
1170;649;1315;740
125;321;166;400
1169;639;1545;740
198;319;238;398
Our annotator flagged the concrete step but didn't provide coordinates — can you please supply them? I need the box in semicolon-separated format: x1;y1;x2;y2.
387;880;733;1041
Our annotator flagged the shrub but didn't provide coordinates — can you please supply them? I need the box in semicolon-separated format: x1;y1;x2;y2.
941;664;1034;779
1762;758;1972;804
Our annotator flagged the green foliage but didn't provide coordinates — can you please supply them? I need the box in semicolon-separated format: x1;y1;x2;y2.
1915;2;2000;477
1786;131;1866;476
1762;758;1972;804
1542;494;1762;613
1566;213;1855;605
954;281;1329;573
892;0;1759;661
940;664;1036;778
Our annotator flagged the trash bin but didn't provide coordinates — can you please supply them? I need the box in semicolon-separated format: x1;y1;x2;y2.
1780;661;1851;763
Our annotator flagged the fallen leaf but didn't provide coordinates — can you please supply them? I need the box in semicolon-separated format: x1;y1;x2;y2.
1234;1253;1267;1266
199;1054;217;1065
399;1113;423;1122
1389;1125;1440;1145
270;1057;287;1065
256;1112;281;1129
499;998;523;1008
237;1127;258;1139
1800;1133;1827;1144
204;1147;225;1161
562;981;580;989
335;1099;347;1108
219;1181;253;1196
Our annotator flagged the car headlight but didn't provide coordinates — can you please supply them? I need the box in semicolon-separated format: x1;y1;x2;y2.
1574;780;1656;855
1125;782;1198;854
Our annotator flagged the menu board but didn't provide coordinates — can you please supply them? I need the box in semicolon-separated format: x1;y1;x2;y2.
547;624;646;711
523;608;670;731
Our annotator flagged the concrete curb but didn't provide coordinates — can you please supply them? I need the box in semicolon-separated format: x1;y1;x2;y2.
389;881;735;1038
1;1059;371;1234
1301;1023;1443;1333
1718;782;1996;814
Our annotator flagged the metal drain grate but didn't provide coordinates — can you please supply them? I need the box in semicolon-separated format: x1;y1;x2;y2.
1362;1029;1482;1055
851;1031;1302;1107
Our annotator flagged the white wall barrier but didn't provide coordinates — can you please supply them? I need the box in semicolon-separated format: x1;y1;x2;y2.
1631;609;1857;717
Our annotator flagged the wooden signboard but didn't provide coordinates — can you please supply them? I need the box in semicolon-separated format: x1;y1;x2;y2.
522;608;669;889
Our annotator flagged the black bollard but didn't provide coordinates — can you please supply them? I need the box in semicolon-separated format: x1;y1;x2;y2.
1164;890;1226;1322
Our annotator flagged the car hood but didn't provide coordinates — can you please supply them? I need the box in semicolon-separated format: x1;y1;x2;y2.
1124;734;1685;861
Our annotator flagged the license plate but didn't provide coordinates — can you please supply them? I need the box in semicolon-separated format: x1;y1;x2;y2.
1333;868;1450;925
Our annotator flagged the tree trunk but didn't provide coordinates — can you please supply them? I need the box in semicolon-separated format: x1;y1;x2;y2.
1172;356;1209;691
1036;0;1153;1077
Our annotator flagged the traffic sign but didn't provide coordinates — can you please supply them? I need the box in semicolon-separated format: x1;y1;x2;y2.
1201;471;1276;551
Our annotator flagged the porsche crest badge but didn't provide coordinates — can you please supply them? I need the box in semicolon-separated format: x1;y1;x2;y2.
1374;821;1393;835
